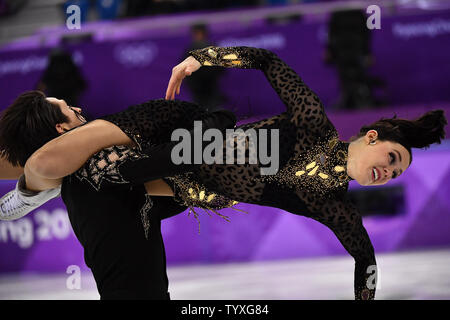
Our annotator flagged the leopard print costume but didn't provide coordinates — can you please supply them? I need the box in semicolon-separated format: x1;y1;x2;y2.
78;47;376;300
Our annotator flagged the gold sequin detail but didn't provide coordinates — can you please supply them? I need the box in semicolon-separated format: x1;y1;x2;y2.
337;150;347;161
189;46;257;69
186;46;353;199
308;165;319;176
223;54;238;60
207;48;218;58
306;161;316;170
167;174;246;234
258;132;351;198
328;138;338;149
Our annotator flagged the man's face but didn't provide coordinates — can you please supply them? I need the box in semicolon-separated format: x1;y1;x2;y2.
46;97;86;132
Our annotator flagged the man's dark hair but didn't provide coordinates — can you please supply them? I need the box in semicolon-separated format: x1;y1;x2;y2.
0;90;69;167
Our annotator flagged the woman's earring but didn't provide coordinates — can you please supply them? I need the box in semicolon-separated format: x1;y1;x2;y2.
370;140;376;145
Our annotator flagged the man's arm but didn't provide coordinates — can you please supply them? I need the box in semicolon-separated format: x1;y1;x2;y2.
24;97;211;191
24;119;133;191
25;107;235;193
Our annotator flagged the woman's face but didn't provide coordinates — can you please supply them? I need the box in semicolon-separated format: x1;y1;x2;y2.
46;97;86;132
347;130;411;186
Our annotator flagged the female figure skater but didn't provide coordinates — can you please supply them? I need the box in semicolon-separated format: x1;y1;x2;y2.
1;47;446;300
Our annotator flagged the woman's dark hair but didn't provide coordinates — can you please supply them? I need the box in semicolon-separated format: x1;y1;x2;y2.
352;109;447;164
0;90;69;167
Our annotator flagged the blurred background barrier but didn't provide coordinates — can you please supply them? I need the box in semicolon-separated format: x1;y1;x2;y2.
1;1;450;119
0;0;449;296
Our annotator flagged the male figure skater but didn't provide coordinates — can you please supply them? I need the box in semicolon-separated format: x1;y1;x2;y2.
0;91;236;299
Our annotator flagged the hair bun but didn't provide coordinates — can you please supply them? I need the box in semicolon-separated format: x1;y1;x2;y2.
404;109;447;149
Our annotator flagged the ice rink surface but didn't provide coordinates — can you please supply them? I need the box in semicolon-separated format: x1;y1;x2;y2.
0;248;449;300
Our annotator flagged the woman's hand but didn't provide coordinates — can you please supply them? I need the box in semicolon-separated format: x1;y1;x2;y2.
165;56;201;100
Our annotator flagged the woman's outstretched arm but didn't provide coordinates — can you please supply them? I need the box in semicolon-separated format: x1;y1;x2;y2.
267;188;377;300
310;198;377;300
168;46;331;135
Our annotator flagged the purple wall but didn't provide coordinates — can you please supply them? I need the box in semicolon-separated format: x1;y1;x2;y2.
1;8;450;119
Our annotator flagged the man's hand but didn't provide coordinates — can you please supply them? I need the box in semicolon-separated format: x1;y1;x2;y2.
165;56;201;100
